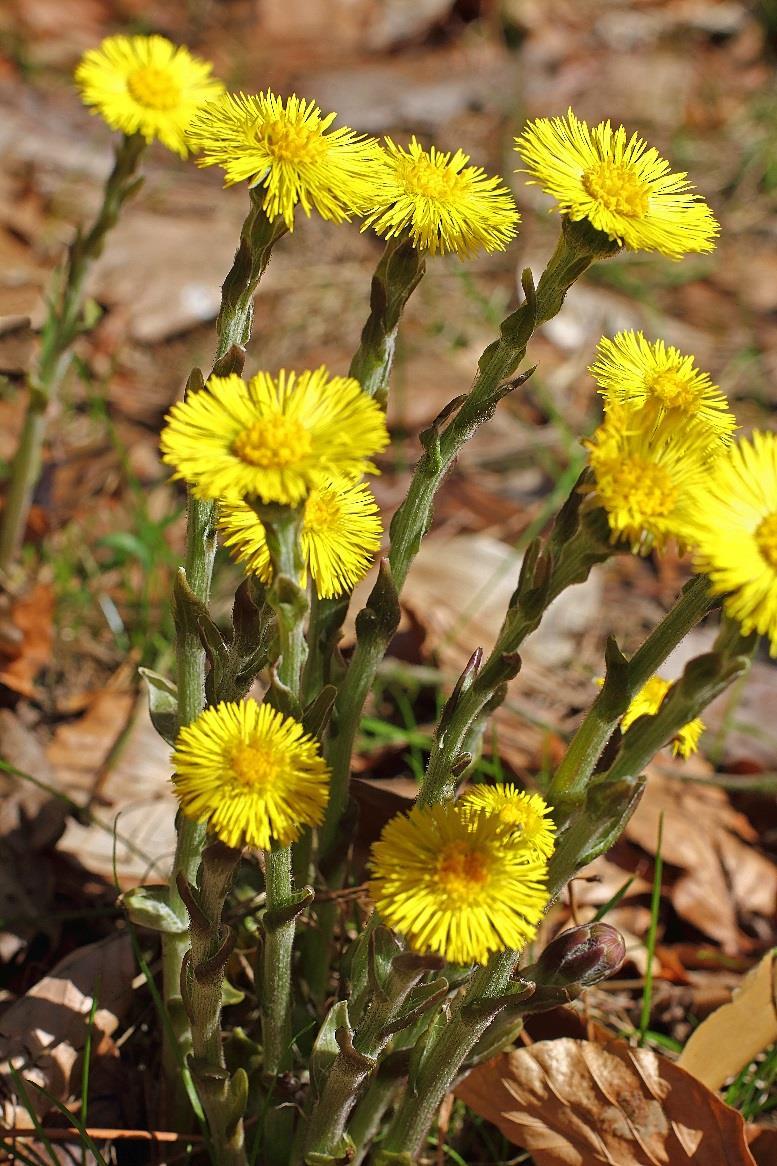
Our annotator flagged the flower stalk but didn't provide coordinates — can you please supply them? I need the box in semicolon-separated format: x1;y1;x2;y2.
304;933;444;1160
259;504;312;1085
549;572;714;808
178;841;248;1166
321;222;619;854
162;195;286;1104
377;595;753;1161
348;235;426;405
0;132;145;575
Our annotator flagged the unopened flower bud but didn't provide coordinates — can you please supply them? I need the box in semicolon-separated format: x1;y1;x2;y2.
535;923;625;988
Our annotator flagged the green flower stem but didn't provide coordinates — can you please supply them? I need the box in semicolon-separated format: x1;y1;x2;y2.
304;953;439;1159
0;132;145;575
348;235;426;405
162;196;286;1109
320;223;618;855
261;846;297;1077
419;499;612;807
259;507;309;1086
181;842;248;1166
547;615;756;892
379;956;514;1160
381;610;757;1162
348;1075;401;1166
300;238;423;717
549;573;714;808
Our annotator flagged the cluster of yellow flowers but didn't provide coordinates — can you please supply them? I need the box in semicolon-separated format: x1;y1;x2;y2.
75;32;777;968
582;332;777;656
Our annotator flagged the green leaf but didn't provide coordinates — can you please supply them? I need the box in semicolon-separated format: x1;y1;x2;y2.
121;884;186;934
310;999;350;1097
139;666;179;745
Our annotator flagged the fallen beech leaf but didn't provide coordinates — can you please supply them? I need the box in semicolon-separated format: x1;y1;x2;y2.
625;767;777;954
46;688;135;796
0;582;54;698
55;697;177;886
401;532;602;673
0;934;135;1126
747;1124;777;1166
678;950;777;1090
457;1037;756;1165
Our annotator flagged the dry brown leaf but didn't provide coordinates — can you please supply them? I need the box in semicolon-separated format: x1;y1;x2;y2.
456;1036;757;1165
55;697;177;886
401;531;602;673
46;689;135;798
0;582;54;699
0;711;68;960
747;1124;777;1166
625;768;777;954
87;201;258;344
0;934;135;1126
678;950;777;1090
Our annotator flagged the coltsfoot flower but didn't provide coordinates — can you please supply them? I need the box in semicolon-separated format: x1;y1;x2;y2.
172;700;330;850
75;35;223;157
363;137;520;257
583;406;715;554
219;480;382;598
684;431;777;655
187;91;382;228
620;676;704;758
460;784;556;859
514;109;719;259
589;331;736;442
368;803;549;965
161;367;389;504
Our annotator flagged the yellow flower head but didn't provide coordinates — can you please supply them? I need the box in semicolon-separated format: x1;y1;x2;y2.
514;109;719;259
362;137;520;257
186;91;382;229
620;676;704;759
583;406;715;554
368;803;549;966
75;35;223;157
460;784;556;859
590;331;736;442
160;367;389;505
172;700;330;850
219;480;382;598
684;431;777;655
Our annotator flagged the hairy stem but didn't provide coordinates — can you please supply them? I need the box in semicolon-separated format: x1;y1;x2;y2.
162;196;286;1114
321;222;619;853
0;133;145;574
181;843;248;1166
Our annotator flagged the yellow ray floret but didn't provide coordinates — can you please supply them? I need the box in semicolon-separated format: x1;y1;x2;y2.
368;803;549;966
589;331;736;442
514;109;719;259
172;700;330;850
583;405;717;555
160;367;389;504
75;35;223;157
219;480;382;598
684;431;777;655
362;137;520;257
460;784;556;859
186;91;383;228
620;676;704;759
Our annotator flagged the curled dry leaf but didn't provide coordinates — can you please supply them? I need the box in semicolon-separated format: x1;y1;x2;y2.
678;949;777;1091
0;934;135;1126
456;1036;756;1166
54;696;178;887
625;767;777;954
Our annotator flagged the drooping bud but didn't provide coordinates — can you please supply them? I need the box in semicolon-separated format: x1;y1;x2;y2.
535;922;625;988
